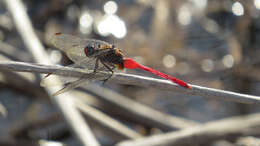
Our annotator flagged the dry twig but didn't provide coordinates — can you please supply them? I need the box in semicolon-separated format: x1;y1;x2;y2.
0;42;197;140
75;98;143;139
0;61;260;105
117;113;260;146
84;84;199;130
3;0;99;145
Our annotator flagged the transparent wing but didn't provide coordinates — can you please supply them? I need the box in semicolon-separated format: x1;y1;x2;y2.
40;64;112;95
42;33;114;95
51;33;92;65
40;63;85;87
52;78;89;96
50;33;111;70
51;69;112;96
40;74;79;87
40;61;111;85
41;72;112;96
40;54;112;91
51;71;111;96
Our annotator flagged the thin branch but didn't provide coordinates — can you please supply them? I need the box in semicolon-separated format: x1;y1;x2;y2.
0;61;260;104
75;98;143;139
0;42;145;140
0;102;7;117
3;0;100;145
236;137;260;146
0;42;199;130
0;41;32;62
0;42;49;99
83;84;199;130
117;113;260;146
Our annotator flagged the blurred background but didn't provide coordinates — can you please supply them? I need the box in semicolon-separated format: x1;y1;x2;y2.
0;0;260;146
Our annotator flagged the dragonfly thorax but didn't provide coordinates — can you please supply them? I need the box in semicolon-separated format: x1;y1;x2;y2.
99;48;125;70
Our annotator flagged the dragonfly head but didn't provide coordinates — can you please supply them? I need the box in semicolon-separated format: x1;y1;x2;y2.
112;44;115;49
84;45;95;57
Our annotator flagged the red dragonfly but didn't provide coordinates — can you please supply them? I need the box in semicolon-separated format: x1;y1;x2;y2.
41;33;191;95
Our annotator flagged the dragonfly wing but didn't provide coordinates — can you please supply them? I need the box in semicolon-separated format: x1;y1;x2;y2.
40;62;87;87
40;74;79;87
40;59;112;88
51;34;89;63
51;33;110;65
51;72;110;96
41;72;110;96
52;78;89;96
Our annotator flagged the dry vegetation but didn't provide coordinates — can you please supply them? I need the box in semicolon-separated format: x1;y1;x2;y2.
0;0;260;146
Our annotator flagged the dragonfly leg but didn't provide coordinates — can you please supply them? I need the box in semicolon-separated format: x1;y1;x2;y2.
44;73;52;78
93;59;99;73
100;61;114;83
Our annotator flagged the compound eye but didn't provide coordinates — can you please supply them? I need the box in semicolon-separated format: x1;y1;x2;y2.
112;44;115;49
84;45;95;56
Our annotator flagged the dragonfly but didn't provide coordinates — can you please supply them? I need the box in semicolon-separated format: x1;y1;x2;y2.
41;33;192;96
